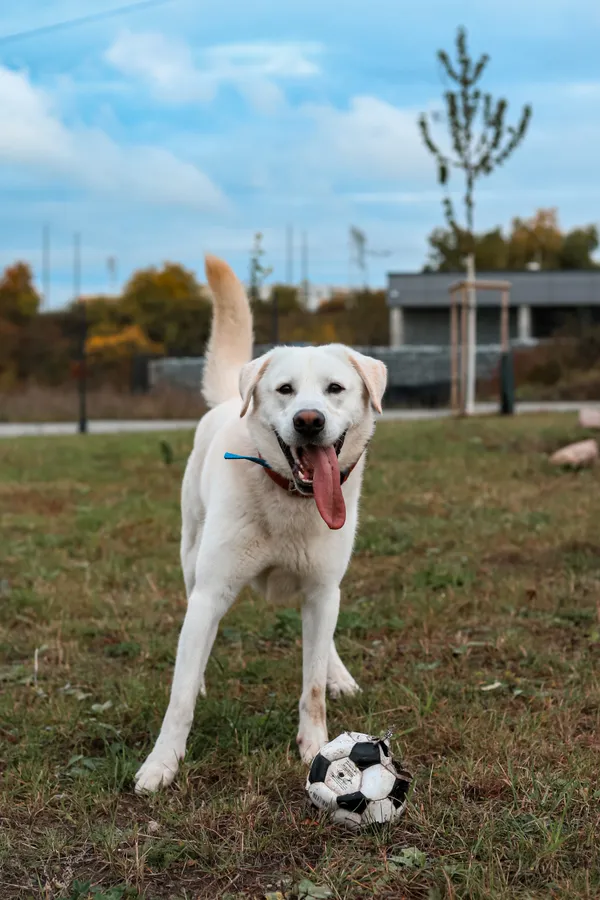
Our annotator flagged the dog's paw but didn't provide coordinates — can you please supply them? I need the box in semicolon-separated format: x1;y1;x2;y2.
296;725;328;765
327;671;361;700
134;753;179;794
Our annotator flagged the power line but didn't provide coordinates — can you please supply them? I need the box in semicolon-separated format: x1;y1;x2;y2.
0;0;171;48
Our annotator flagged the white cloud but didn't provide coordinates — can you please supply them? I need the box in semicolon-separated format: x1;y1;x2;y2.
348;190;447;204
106;31;322;113
0;65;70;167
0;65;225;211
307;96;431;181
560;81;600;99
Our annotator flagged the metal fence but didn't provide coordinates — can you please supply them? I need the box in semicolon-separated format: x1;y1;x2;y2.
149;340;536;407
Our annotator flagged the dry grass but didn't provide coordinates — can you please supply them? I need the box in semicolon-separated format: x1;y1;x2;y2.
0;385;206;423
1;416;600;899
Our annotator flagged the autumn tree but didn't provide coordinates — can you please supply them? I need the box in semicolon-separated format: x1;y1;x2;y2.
120;262;211;355
424;209;599;272
77;295;123;336
270;284;301;315
560;225;599;270
0;262;40;325
507;209;563;270
424;226;508;271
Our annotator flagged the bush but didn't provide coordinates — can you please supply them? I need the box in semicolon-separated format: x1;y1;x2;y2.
483;327;600;401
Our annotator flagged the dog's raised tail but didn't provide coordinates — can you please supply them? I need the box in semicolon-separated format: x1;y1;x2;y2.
202;254;253;409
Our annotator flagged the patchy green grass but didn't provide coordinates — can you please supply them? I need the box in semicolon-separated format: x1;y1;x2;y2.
1;416;600;899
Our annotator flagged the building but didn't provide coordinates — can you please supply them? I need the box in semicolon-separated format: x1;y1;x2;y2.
387;270;600;348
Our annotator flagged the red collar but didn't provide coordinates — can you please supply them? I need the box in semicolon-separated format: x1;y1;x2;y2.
223;449;360;497
261;456;357;497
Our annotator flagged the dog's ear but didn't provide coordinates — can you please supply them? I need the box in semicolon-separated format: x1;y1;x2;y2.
239;355;270;417
347;350;387;414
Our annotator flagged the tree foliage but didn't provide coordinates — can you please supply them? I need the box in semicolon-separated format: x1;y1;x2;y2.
0;262;41;325
419;26;532;250
424;209;599;272
86;324;163;358
119;262;211;353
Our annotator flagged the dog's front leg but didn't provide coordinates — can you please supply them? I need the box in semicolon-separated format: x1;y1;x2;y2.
135;541;257;794
297;580;341;763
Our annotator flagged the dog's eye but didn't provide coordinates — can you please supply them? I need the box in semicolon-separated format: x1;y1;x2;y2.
277;383;294;395
327;383;345;394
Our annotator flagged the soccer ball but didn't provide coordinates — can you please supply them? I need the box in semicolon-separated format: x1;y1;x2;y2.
305;731;412;830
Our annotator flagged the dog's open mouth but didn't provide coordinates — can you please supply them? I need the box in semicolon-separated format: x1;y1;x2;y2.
276;431;347;530
276;431;346;492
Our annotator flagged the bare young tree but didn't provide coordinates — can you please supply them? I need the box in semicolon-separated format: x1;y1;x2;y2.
418;26;532;249
418;26;532;413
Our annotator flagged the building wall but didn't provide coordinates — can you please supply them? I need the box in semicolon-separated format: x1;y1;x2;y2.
388;270;600;309
403;307;519;346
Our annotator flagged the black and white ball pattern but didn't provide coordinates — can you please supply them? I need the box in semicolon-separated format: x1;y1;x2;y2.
306;731;412;829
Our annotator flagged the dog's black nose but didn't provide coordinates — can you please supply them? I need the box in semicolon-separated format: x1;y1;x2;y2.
293;409;325;436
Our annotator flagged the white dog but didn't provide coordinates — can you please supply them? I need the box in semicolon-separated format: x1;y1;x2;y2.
135;255;387;793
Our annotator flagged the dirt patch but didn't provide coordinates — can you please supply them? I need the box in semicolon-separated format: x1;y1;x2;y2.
0;485;75;516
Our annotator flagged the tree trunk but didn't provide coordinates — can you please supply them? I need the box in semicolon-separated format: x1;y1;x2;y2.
465;253;477;415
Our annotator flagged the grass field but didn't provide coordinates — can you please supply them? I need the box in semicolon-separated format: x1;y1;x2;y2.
1;416;599;900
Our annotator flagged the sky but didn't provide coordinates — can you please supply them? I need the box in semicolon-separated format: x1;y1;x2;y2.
1;0;600;307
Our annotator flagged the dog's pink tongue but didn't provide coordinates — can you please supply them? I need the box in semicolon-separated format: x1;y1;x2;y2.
304;445;346;530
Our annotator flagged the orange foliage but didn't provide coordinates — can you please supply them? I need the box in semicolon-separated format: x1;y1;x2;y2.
86;324;163;358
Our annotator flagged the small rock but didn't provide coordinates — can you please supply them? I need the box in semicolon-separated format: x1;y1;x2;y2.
147;819;160;834
550;439;599;467
579;408;600;429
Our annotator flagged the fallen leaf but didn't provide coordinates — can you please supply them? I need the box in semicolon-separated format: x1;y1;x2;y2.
296;878;333;899
480;681;504;692
388;847;427;869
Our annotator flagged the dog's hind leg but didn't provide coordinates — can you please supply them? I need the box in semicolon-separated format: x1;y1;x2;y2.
327;641;361;699
180;458;205;599
180;519;202;599
135;527;266;793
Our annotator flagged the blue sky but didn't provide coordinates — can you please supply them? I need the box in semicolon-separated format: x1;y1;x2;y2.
1;0;600;307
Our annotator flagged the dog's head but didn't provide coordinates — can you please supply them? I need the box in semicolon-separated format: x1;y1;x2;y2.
238;345;387;529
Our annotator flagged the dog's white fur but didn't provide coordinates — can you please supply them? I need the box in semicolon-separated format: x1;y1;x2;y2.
135;255;387;793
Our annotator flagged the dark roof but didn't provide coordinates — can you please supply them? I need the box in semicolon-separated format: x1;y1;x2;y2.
387;270;600;308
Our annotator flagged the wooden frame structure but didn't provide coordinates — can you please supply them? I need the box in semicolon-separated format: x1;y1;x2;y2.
448;279;512;415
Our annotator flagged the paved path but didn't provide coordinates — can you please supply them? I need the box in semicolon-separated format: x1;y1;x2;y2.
0;402;591;439
0;419;198;438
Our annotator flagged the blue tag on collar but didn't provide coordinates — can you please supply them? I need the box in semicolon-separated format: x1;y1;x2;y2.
224;451;271;469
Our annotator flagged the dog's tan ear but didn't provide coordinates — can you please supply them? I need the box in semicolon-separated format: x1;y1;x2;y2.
239;356;270;417
348;351;387;414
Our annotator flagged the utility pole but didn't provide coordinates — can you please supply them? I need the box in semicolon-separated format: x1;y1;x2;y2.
42;224;50;310
74;233;87;434
107;255;117;293
286;225;294;285
301;231;309;307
